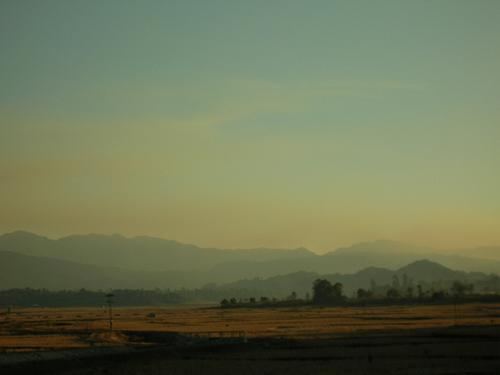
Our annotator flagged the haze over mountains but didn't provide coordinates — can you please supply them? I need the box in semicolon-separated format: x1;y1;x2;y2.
0;231;499;291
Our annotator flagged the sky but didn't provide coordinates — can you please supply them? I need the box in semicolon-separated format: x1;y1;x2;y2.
1;0;499;252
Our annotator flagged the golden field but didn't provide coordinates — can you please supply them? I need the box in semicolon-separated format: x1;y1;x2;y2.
1;303;500;351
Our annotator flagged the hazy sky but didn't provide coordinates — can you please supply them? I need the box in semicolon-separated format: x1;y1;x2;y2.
1;1;499;252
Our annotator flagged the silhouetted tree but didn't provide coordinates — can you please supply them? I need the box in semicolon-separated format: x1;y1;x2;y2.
357;288;373;299
402;273;409;288
451;281;467;297
386;288;401;299
312;279;343;304
451;281;474;297
392;275;401;290
333;282;343;297
312;279;333;304
466;283;474;294
417;284;424;299
431;290;446;301
406;286;414;299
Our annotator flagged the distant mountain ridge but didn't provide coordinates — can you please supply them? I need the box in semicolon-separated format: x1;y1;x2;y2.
1;231;499;290
0;231;313;272
2;249;494;299
332;240;436;255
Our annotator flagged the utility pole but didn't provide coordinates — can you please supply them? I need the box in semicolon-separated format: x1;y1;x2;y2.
105;293;114;333
453;295;457;327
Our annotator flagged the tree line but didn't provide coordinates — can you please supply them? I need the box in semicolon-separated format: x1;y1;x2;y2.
220;278;500;308
0;278;498;308
0;288;184;308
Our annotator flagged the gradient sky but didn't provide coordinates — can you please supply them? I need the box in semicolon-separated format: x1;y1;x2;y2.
1;1;499;252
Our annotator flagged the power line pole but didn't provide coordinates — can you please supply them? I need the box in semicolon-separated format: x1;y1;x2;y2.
105;293;114;333
453;295;457;327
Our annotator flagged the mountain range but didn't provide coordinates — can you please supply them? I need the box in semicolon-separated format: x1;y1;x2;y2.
0;231;499;291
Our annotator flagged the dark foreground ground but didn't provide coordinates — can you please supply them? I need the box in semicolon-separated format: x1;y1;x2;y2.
2;325;500;375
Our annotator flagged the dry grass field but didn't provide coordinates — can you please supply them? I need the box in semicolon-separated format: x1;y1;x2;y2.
1;303;500;374
1;302;500;351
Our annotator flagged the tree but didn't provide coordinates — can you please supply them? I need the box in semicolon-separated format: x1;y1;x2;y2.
313;279;333;304
392;275;401;290
451;281;474;297
431;290;446;301
220;299;229;307
451;281;467;297
312;279;343;304
406;286;414;299
466;283;474;294
333;283;343;298
402;273;409;288
417;284;424;299
386;288;401;299
357;288;373;299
